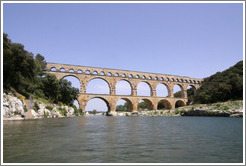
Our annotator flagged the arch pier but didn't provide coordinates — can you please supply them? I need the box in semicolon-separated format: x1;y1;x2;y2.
46;63;203;112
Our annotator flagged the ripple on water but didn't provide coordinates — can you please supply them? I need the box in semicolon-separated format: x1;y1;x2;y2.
3;116;243;163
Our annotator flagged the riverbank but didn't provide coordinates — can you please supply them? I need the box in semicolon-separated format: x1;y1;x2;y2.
3;93;243;120
3;92;81;120
95;100;243;117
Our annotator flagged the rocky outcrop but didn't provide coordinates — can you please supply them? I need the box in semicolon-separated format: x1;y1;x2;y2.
3;93;26;120
3;93;76;120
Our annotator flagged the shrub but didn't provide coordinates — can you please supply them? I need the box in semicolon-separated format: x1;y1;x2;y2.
23;105;28;112
43;111;49;118
58;107;67;116
45;105;53;111
20;95;26;101
33;102;40;112
215;103;221;108
223;106;230;111
58;102;63;106
78;108;83;115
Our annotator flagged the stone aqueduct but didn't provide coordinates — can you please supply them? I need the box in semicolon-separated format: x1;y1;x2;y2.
45;63;203;112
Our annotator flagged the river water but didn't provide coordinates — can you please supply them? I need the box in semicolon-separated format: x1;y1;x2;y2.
3;116;243;163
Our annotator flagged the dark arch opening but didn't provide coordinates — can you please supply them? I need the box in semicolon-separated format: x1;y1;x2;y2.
86;78;110;94
116;98;133;112
116;80;132;95
138;99;154;111
175;100;185;108
157;99;172;110
85;97;110;112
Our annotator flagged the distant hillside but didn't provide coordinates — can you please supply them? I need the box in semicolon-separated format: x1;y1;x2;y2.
193;60;243;104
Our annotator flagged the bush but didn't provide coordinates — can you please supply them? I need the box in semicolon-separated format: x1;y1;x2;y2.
58;102;63;106
23;105;28;112
45;105;53;111
33;102;40;112
44;111;49;118
222;106;230;111
58;107;67;116
214;103;221;109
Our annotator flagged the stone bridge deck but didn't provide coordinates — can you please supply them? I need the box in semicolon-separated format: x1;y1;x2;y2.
45;62;203;112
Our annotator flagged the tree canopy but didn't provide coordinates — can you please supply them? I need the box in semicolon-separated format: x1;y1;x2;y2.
193;60;243;104
3;33;79;106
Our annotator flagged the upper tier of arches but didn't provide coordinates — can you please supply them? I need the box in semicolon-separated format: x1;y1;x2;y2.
47;63;203;85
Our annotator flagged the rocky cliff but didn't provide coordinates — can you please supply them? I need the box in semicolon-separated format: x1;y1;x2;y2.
3;93;76;120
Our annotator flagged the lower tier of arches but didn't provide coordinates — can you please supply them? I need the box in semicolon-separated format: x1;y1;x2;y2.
77;94;187;112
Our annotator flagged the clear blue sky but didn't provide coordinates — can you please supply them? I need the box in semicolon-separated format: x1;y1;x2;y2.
3;3;243;111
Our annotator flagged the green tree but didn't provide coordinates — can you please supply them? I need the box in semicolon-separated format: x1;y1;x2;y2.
138;101;148;110
116;102;129;112
194;61;243;104
58;79;79;106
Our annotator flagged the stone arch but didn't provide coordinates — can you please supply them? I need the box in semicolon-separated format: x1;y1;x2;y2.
122;73;126;78
148;76;152;80
138;98;154;110
92;71;98;75
86;77;111;94
156;83;170;97
116;98;133;112
61;75;81;92
115;73;119;77
100;71;105;76
175;100;186;108
137;81;153;96
60;68;65;72
77;69;83;74
115;79;133;95
136;75;140;79
129;74;133;78
158;99;172;109
86;97;110;112
107;72;112;76
186;85;196;104
85;70;91;74
50;67;56;71
173;84;184;98
187;84;196;91
69;69;74;73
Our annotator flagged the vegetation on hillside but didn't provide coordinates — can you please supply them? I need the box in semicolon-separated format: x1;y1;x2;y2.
3;33;79;106
193;61;243;104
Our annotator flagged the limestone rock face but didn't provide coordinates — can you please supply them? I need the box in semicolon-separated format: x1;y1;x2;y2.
3;93;78;120
3;93;26;120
